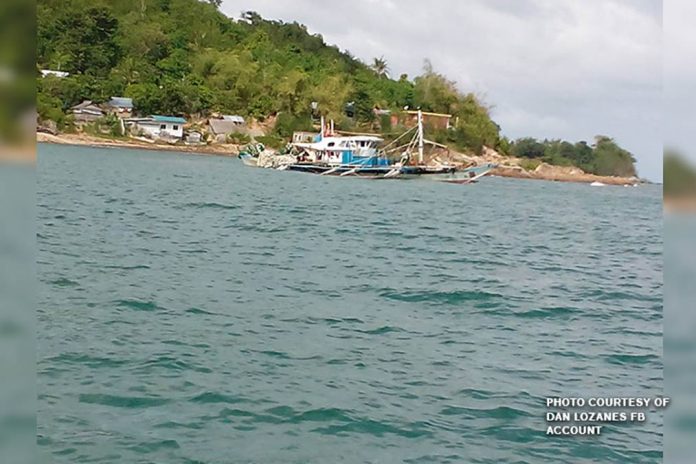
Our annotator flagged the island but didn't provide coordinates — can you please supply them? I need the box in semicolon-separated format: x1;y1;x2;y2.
37;0;643;186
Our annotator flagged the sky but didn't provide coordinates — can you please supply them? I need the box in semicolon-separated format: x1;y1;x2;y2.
220;0;663;180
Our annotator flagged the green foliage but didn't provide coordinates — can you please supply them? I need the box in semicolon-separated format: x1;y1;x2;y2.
255;135;284;149
35;0;635;176
664;151;696;196
592;136;637;177
379;114;392;132
511;137;545;158
37;92;67;128
273;112;313;138
227;132;251;145
519;159;542;171
510;136;637;177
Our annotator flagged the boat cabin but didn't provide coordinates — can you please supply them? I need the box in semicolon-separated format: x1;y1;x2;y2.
293;135;389;166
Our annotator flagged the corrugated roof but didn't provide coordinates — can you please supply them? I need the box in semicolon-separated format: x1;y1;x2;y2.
151;115;187;124
71;100;103;115
209;119;240;135
222;115;245;123
108;97;134;108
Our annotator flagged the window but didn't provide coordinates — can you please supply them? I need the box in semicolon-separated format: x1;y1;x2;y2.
160;124;166;130
173;125;179;131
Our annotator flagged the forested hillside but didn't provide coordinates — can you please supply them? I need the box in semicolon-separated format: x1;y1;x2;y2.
36;0;637;176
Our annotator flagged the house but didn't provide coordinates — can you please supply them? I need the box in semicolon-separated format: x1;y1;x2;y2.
107;97;134;116
185;131;203;145
41;69;69;78
208;115;245;142
292;131;317;143
126;115;186;140
392;110;452;130
70;100;104;124
222;115;245;125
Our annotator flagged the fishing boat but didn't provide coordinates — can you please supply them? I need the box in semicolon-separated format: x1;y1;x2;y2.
239;110;496;183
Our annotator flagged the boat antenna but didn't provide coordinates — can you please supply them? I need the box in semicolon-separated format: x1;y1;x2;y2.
417;109;424;164
320;115;325;139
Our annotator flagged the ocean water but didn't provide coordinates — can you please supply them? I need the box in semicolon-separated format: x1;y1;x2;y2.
37;144;663;463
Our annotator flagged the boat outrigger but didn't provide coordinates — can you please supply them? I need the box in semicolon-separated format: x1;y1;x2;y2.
239;110;496;183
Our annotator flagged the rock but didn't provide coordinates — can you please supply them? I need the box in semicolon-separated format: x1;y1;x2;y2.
38;120;58;135
533;162;585;177
491;165;532;178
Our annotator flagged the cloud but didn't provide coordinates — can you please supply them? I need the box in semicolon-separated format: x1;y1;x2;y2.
221;0;662;180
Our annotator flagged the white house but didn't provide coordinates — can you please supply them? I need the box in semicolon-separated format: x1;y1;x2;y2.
126;115;186;140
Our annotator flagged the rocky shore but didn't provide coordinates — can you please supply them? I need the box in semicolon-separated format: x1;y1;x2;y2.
38;132;643;186
436;146;642;186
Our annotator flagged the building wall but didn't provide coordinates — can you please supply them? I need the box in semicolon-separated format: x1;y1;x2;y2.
136;122;184;139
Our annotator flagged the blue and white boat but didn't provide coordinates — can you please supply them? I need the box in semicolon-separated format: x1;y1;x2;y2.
240;111;496;183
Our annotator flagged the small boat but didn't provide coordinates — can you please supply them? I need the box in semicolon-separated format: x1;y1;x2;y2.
590;181;606;187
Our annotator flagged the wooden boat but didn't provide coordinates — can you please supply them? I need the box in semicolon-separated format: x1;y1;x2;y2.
240;111;496;182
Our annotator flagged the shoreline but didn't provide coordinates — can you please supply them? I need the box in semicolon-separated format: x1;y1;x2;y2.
37;132;643;186
37;132;241;157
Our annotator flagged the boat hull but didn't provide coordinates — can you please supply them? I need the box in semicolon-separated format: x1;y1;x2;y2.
283;162;495;182
238;153;258;167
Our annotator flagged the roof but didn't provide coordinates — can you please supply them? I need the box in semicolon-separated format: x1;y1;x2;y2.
209;119;240;135
406;110;452;118
41;69;69;78
71;100;103;114
108;97;133;109
151;115;187;124
221;115;245;124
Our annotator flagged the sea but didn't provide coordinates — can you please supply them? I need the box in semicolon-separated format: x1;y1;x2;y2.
37;144;663;463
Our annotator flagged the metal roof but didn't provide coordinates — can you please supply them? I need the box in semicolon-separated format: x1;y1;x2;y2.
209;119;239;135
108;97;134;108
222;115;245;123
151;115;187;124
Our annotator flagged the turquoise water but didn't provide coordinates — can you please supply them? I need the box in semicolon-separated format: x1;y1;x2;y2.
38;144;663;463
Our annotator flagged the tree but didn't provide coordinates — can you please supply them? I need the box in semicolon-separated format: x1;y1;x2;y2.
50;6;121;76
371;56;389;78
592;136;637;177
511;137;545;158
664;151;696;196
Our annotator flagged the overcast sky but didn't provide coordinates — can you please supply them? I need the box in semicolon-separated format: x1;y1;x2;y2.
221;0;662;180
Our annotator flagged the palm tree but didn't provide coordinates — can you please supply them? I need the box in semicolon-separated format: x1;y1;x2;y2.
371;56;389;78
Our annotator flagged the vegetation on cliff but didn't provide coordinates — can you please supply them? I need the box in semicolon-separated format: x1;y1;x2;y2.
37;0;638;177
510;136;637;178
664;151;696;197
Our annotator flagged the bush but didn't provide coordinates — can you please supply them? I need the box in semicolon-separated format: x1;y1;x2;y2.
519;159;542;171
273;112;312;138
227;132;251;144
255;135;285;149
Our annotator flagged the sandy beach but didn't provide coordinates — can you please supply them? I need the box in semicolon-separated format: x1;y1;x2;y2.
37;132;241;157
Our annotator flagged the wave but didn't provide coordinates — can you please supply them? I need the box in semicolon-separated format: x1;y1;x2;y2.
181;202;239;210
78;393;170;408
379;289;503;305
114;299;164;312
605;353;660;366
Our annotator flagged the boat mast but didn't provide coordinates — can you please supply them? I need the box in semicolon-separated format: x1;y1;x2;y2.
417;109;424;164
